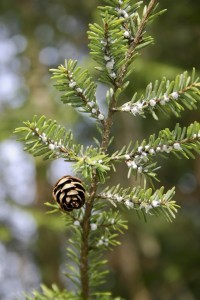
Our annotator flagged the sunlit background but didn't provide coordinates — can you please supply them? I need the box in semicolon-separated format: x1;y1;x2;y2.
0;1;200;299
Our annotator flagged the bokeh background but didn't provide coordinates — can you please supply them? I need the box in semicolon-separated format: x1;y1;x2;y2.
0;0;200;299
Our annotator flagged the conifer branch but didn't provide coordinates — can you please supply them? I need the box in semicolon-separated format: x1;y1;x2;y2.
111;122;200;179
80;202;93;299
14;115;111;183
98;185;178;222
117;70;200;119
78;86;117;298
14;115;80;161
14;0;200;299
50;60;105;122
88;12;127;85
116;0;158;86
25;284;77;299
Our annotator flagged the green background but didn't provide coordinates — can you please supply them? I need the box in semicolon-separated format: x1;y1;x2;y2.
0;1;199;299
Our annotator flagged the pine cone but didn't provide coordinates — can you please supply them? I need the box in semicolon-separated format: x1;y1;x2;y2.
52;175;85;212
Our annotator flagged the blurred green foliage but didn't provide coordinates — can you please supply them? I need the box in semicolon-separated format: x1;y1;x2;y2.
0;0;199;299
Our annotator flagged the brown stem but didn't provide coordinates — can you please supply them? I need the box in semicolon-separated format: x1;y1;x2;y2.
129;0;157;51
79;93;116;298
117;0;157;86
80;174;98;300
80;207;89;299
101;90;118;152
79;1;157;297
80;202;93;299
79;97;116;298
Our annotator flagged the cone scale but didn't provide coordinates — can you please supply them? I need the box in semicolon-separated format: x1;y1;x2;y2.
52;175;85;211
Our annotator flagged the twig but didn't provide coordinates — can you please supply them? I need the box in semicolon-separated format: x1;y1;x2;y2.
79;1;158;298
117;0;157;86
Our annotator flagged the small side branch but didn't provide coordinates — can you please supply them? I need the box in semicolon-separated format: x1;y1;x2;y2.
117;0;157;85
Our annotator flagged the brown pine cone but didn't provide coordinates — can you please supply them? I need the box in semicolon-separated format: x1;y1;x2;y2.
52;175;85;212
